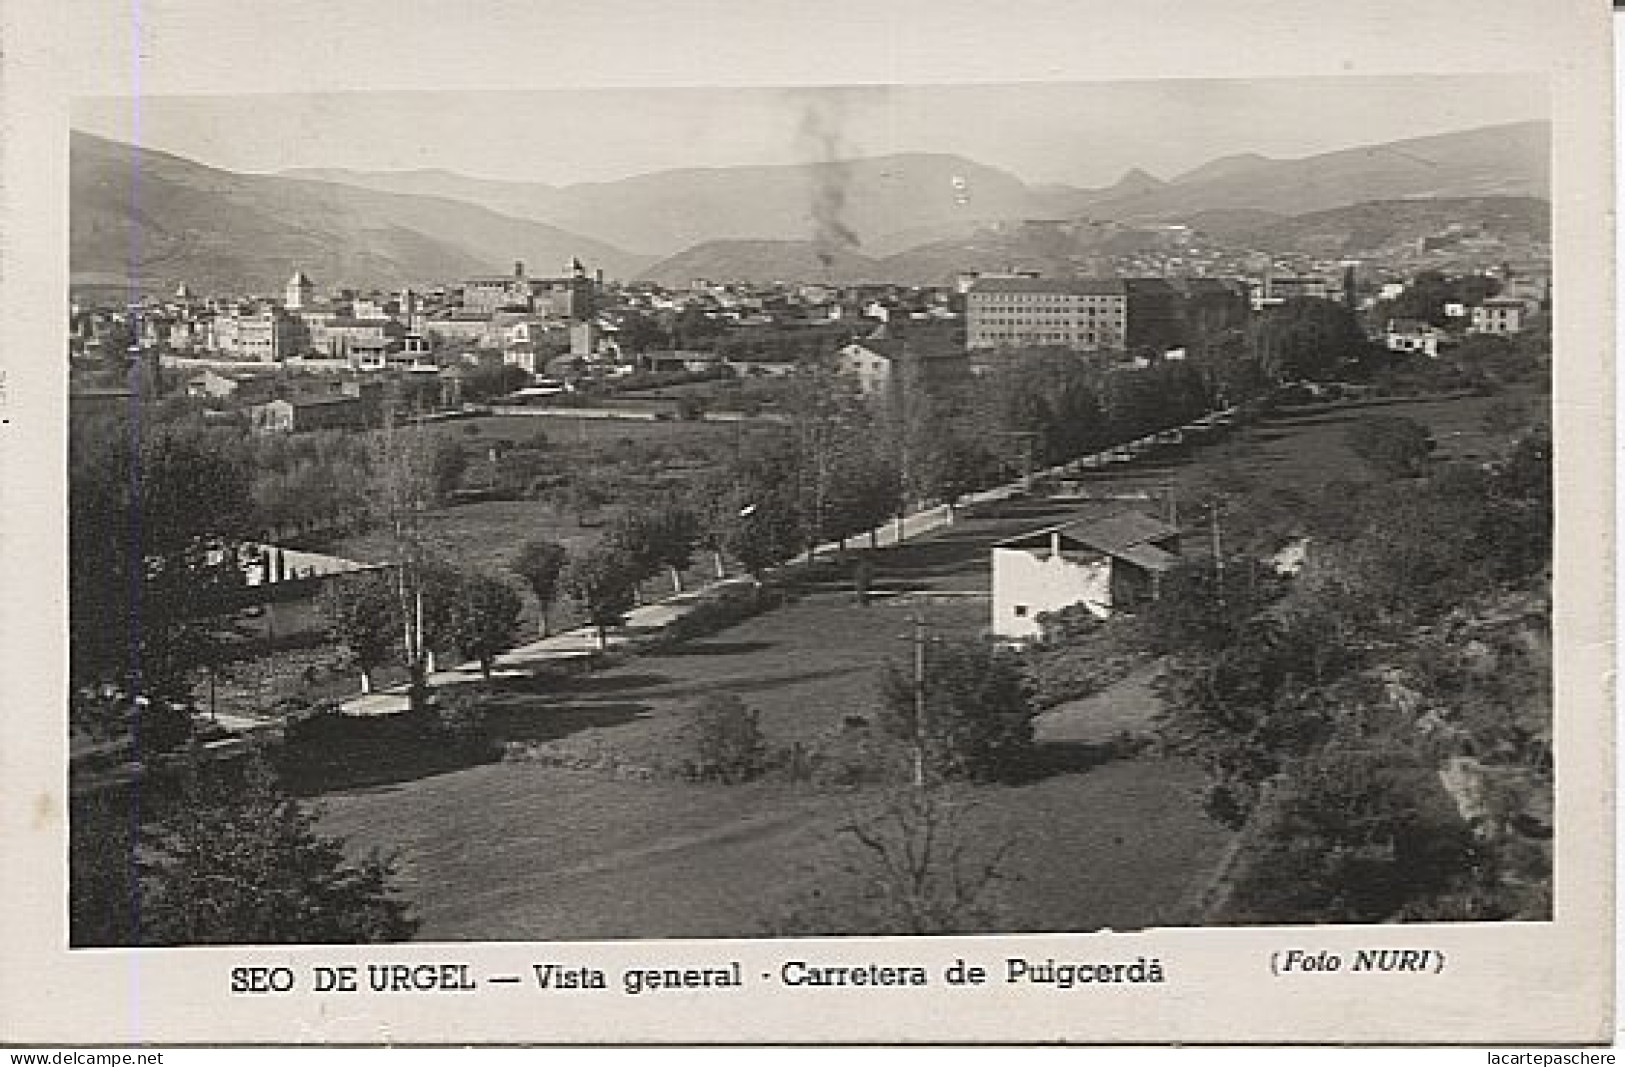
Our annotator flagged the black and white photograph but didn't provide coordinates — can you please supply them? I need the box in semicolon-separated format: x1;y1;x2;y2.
1;0;1613;1048
64;75;1558;944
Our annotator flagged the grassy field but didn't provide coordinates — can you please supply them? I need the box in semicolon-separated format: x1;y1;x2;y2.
317;756;1224;941
312;566;1226;939
1059;386;1545;502
306;387;1542;939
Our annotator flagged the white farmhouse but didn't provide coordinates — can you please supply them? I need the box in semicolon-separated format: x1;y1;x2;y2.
991;512;1181;640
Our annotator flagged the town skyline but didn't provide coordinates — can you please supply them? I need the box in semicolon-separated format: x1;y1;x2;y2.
71;75;1547;190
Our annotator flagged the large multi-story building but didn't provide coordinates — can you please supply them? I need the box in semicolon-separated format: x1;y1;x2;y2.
306;315;404;360
462;260;595;319
965;277;1129;351
211;307;299;361
965;276;1189;354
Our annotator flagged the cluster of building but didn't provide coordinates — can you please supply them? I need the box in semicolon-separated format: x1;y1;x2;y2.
1379;266;1550;358
71;260;602;369
68;239;1550;434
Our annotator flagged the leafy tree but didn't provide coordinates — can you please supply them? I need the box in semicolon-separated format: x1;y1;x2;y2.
1382;270;1455;326
1345;414;1434;479
616;310;669;355
317;569;402;694
137;754;417;945
673;306;725;348
975;349;1106;468
464;362;531;401
611;500;702;594
446;573;523;680
509;539;568;636
1251;298;1368;382
1101;362;1208;441
430;688;496;757
917;426;999;509
709;444;809;576
70;790;142;946
1135;556;1290;657
782;373;858;552
561;544;639;649
725;491;806;576
70;690;194;762
1153;605;1358;827
824;446;903;546
1226;741;1480;923
1309;460;1547;626
428;436;469;505
648;500;703;593
879;638;1036;782
70;419;255;731
413;559;469;672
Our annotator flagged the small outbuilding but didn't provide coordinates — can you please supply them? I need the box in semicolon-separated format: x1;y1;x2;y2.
991;511;1181;639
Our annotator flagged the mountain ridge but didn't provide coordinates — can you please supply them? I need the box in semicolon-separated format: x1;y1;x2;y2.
71;131;645;295
74;120;1550;293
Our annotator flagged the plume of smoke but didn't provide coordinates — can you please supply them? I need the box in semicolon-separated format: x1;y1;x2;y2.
795;93;864;273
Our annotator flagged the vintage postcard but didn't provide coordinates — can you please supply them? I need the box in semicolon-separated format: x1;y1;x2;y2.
0;0;1613;1047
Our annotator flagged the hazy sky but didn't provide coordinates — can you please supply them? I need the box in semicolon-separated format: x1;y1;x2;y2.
72;75;1548;189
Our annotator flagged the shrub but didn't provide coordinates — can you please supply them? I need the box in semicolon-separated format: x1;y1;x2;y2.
1345;414;1434;479
654;582;786;647
879;638;1037;783
805;717;912;788
682;693;770;784
429;689;497;758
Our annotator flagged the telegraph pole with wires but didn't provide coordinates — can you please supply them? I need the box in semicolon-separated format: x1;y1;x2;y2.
897;609;946;787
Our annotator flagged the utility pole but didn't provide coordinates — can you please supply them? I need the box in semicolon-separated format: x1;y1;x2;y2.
895;609;945;788
1210;500;1225;604
912;611;928;788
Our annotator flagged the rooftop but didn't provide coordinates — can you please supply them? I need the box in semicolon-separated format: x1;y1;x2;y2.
969;277;1127;296
997;510;1180;569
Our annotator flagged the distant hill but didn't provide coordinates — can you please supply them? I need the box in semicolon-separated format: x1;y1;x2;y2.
1212;196;1551;257
636;240;885;287
1180;207;1290;245
280;167;565;235
634;192;1549;289
1171;153;1274;186
1078;121;1550;222
287;153;1037;259
80;119;1550;293
71;131;646;295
